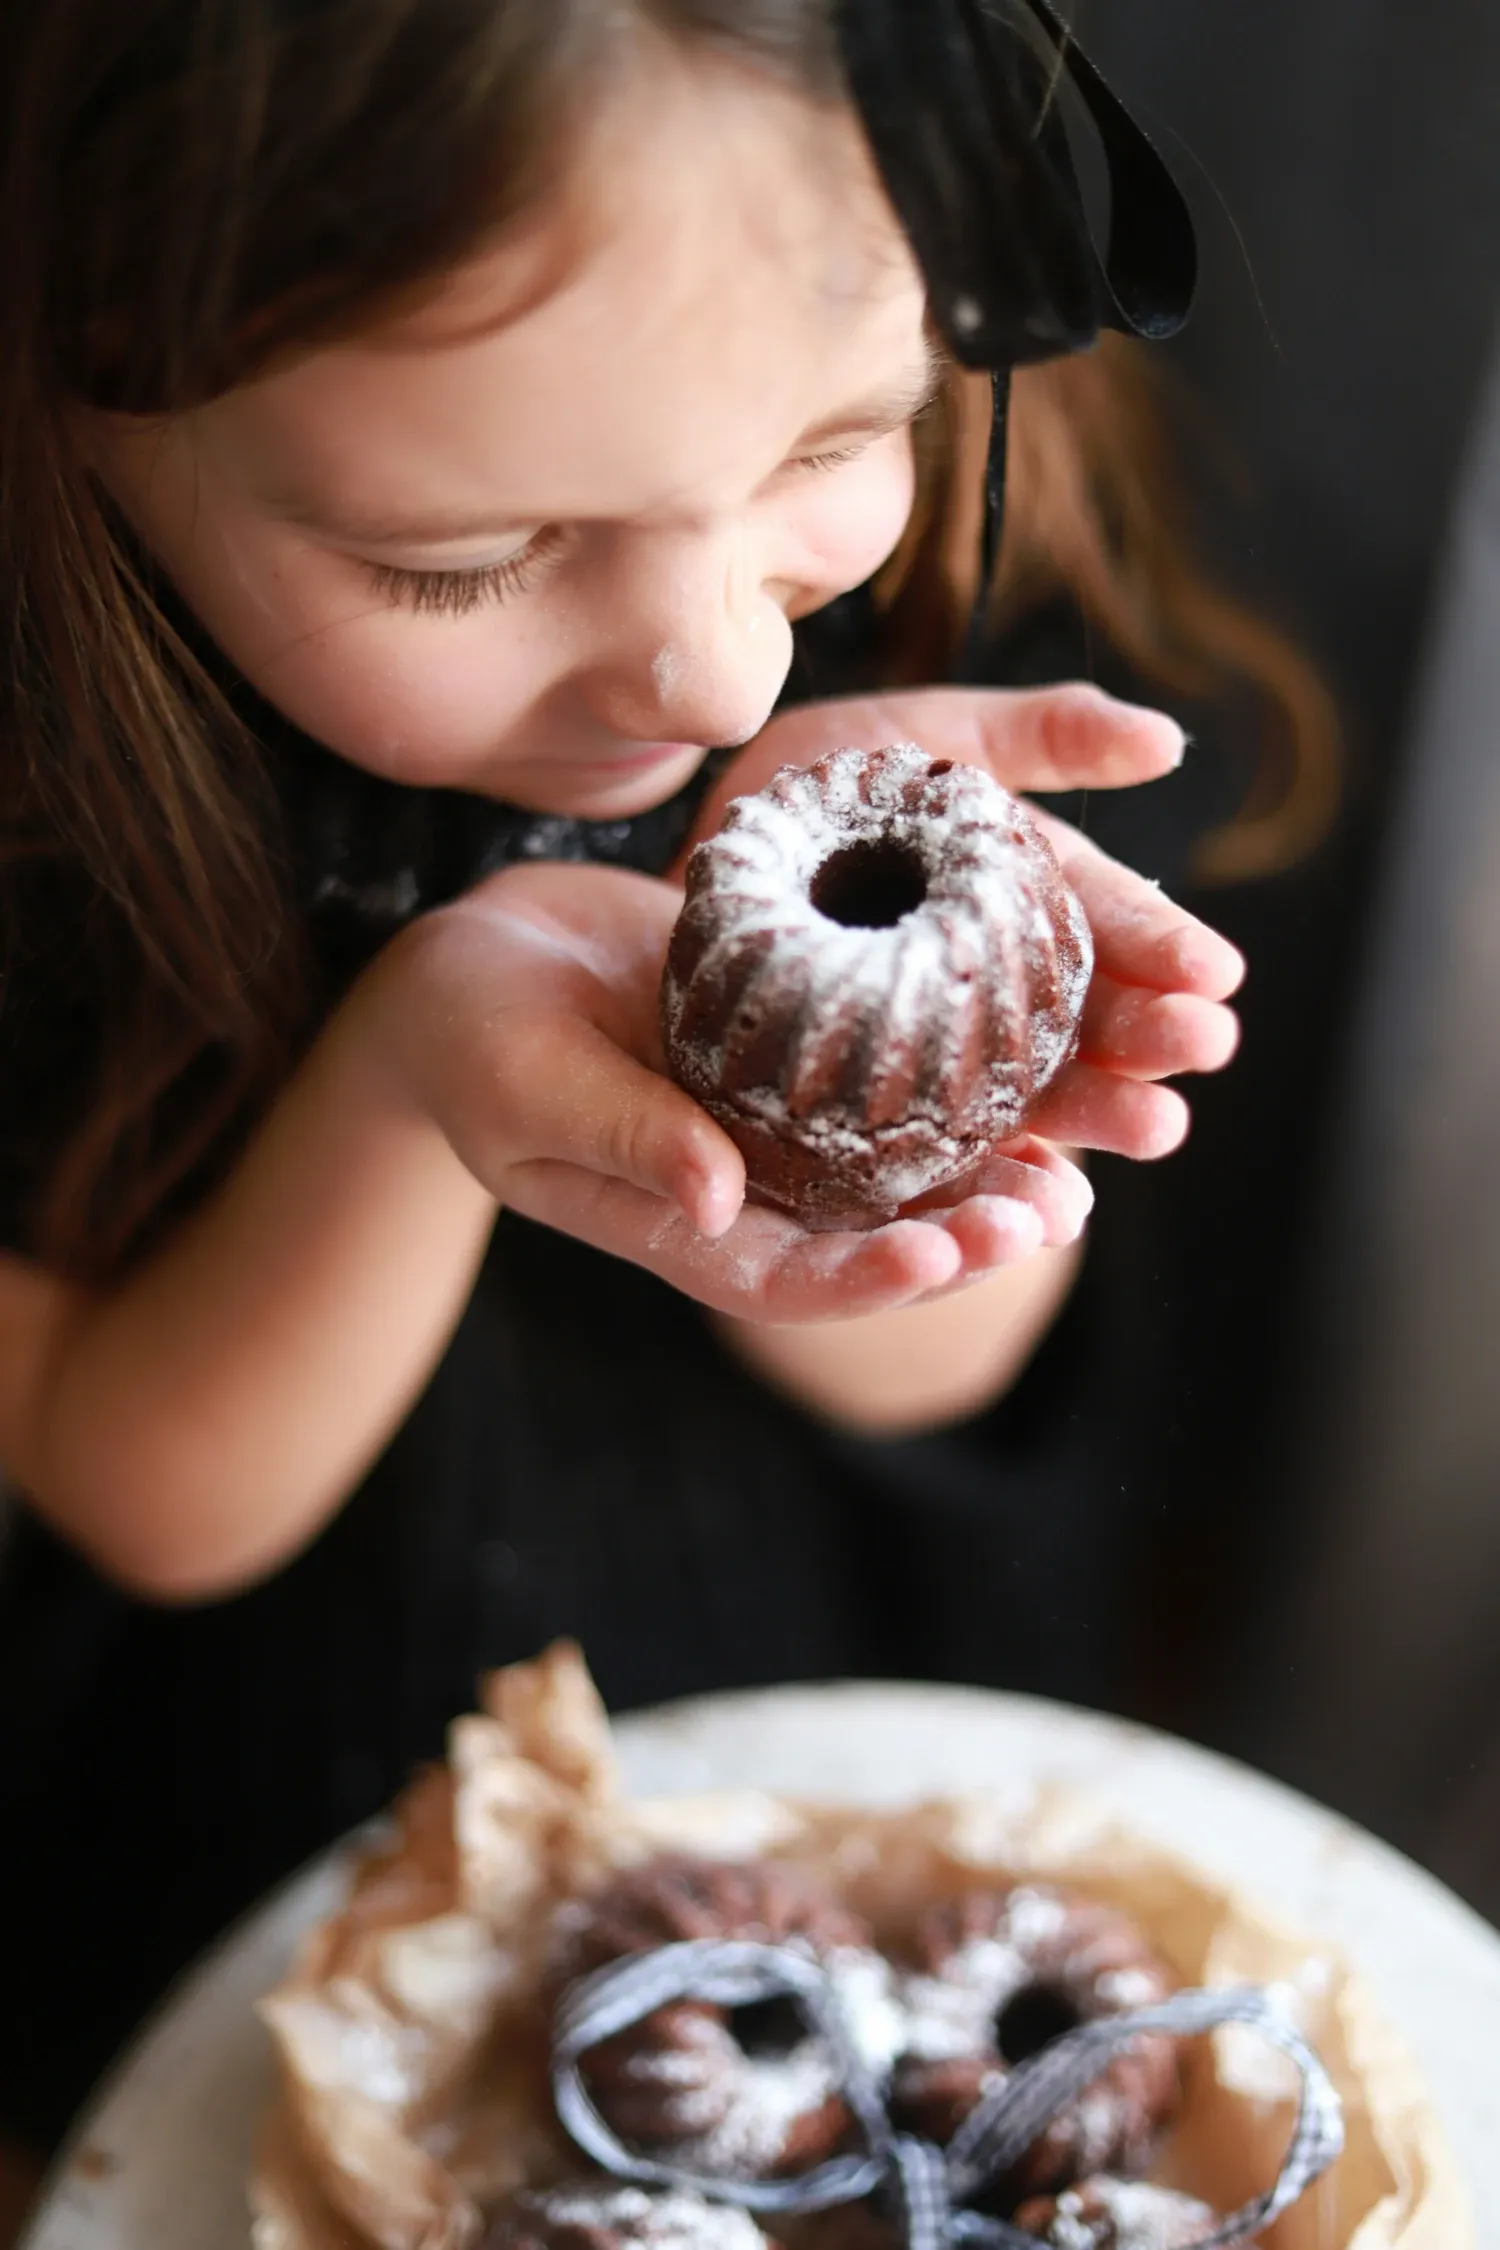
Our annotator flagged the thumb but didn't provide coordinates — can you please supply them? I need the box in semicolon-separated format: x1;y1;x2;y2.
482;1012;746;1238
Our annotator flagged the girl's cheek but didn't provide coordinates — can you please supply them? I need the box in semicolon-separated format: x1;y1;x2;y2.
785;444;917;592
252;611;546;779
186;540;533;779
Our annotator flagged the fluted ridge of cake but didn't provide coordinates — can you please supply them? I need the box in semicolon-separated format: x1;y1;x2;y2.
664;743;1091;1147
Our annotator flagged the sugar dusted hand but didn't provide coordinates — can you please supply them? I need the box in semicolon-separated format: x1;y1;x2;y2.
365;859;1090;1326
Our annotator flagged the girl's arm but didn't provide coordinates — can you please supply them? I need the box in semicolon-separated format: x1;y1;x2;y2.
716;1238;1084;1435
0;974;499;1601
0;863;1078;1600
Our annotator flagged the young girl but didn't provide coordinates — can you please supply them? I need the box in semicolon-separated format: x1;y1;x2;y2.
0;0;1283;2171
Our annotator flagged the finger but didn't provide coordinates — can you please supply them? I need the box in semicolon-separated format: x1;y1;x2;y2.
911;1140;1094;1245
485;1014;745;1237
757;685;1187;797
971;1141;1095;1240
917;1204;1095;1306
1026;1063;1191;1158
501;1161;981;1321
1079;978;1241;1080
1031;812;1247;999
925;1195;1046;1268
958;681;1188;793
892;1144;1095;1301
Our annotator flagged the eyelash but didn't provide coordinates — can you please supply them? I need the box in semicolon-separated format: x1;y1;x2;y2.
364;438;881;614
363;526;570;617
795;441;871;476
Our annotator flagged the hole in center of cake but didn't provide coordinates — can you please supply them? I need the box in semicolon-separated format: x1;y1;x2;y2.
994;1983;1081;2063
727;1995;809;2060
810;838;928;928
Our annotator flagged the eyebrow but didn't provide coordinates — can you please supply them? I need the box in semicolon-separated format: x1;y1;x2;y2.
271;350;945;550
789;348;944;453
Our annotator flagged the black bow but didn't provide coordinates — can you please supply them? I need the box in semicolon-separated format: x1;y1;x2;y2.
834;0;1197;373
835;0;1198;602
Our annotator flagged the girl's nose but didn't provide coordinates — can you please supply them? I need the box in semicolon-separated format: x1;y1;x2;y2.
579;526;793;749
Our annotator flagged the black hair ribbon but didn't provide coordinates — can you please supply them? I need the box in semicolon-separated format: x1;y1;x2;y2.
833;0;1196;370
833;0;1198;589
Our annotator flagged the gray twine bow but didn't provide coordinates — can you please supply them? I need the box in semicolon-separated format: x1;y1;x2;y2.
552;1939;1344;2250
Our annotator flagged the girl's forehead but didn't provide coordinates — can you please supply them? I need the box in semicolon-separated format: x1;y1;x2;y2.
205;47;927;529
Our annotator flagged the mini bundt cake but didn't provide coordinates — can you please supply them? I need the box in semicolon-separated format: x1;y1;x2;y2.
1013;2177;1225;2249
889;1885;1181;2199
556;1856;900;2179
661;745;1092;1228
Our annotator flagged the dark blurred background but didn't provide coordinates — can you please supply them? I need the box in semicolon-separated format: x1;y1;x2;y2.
1069;0;1500;1918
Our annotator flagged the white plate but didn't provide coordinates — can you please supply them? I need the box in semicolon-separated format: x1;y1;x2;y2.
21;1682;1500;2248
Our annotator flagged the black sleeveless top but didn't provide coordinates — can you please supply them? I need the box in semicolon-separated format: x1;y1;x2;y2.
0;593;1232;2148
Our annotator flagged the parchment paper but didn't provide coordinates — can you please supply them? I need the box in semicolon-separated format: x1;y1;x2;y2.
251;1646;1471;2250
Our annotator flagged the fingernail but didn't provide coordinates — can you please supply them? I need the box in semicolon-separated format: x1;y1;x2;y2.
1144;1091;1192;1159
1102;697;1188;769
1062;1171;1096;1231
1175;927;1247;995
683;1165;741;1239
1008;1203;1047;1254
895;1225;964;1290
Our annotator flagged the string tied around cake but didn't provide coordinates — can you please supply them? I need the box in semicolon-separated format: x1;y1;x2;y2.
552;1938;1344;2250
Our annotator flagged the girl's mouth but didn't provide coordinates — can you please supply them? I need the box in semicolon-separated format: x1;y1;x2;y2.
562;740;705;777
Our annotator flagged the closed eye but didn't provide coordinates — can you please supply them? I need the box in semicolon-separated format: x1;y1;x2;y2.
789;438;884;478
787;391;937;479
363;525;569;615
361;418;910;614
785;359;944;478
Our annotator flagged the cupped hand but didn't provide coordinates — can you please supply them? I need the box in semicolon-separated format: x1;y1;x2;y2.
689;683;1246;1163
376;859;1092;1325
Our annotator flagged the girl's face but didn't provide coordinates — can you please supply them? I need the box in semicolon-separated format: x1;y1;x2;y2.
89;41;933;818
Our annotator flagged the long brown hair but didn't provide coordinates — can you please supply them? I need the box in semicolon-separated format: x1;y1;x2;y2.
0;0;1335;1279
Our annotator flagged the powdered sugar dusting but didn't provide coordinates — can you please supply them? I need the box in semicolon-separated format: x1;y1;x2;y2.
890;1887;1179;2183
826;1943;905;2076
899;1934;1026;2062
1073;2087;1124;2167
676;1936;902;2172
1037;2178;1219;2250
694;2039;838;2173
1095;1967;1163;2009
1005;1886;1072;1951
897;1887;1073;2061
591;1940;900;2179
522;2184;767;2250
661;744;1093;1223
